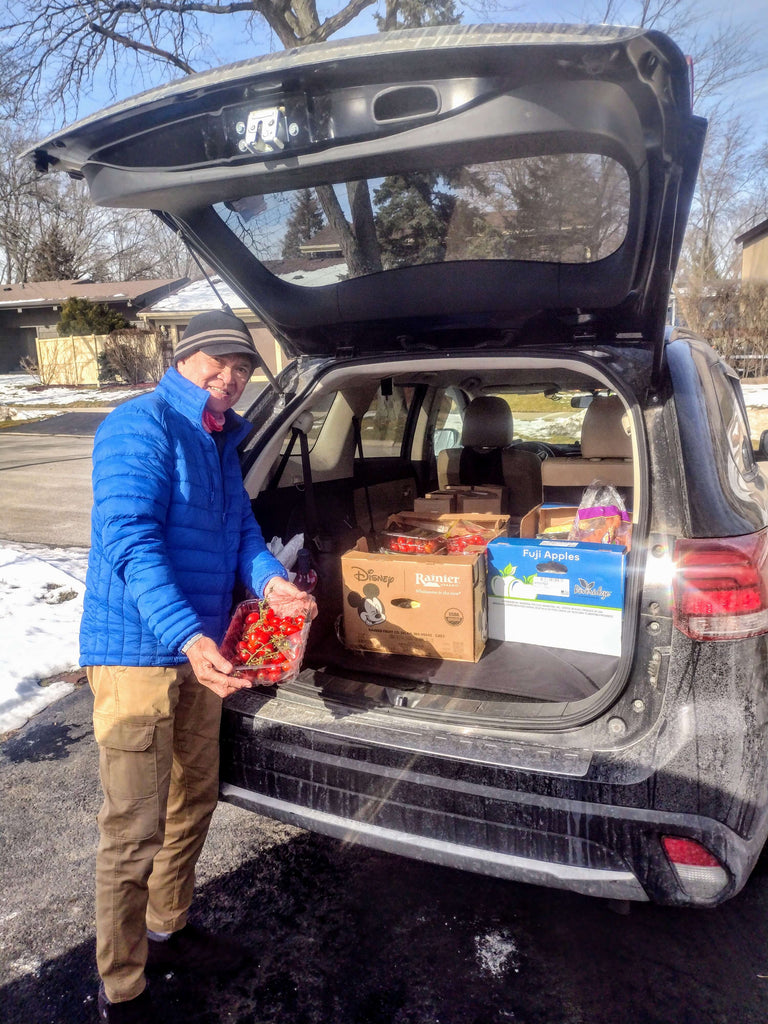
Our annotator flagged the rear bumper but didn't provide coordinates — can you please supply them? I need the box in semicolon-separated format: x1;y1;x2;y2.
219;692;762;907
221;782;649;900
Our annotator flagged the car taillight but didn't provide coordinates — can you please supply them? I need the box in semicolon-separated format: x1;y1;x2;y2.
661;836;729;901
673;531;768;641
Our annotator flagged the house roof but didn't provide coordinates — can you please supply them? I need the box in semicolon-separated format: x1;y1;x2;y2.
0;277;186;309
141;277;250;316
298;226;343;256
735;218;768;247
142;261;348;317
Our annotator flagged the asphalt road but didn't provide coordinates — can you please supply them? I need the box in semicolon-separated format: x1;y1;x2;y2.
4;681;768;1024
0;381;265;548
0;414;99;547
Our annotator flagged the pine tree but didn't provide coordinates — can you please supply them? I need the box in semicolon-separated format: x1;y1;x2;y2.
373;172;457;268
281;189;325;258
29;225;79;281
376;0;461;31
57;297;130;336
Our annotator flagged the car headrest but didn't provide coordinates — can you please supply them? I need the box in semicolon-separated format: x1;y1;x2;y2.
461;396;515;448
581;396;632;459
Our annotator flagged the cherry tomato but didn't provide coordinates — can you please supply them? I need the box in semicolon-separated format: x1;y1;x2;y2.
245;625;270;644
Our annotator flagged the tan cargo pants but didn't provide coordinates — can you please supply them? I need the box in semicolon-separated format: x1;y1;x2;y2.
87;664;222;1003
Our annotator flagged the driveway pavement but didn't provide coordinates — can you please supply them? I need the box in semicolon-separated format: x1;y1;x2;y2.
0;381;266;549
5;681;768;1024
0;415;99;547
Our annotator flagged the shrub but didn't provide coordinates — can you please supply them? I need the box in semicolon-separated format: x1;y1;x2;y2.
57;297;130;337
99;329;166;384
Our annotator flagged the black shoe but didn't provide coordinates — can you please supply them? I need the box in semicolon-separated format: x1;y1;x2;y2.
146;923;247;975
97;982;151;1022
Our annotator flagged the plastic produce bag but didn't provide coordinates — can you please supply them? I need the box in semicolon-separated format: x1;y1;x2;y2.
568;483;632;548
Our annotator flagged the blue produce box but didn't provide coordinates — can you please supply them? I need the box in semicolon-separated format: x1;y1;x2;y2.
486;537;626;656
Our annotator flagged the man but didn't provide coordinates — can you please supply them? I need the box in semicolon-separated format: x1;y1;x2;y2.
80;309;314;1022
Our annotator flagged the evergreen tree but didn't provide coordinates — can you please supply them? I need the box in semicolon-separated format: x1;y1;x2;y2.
57;296;130;336
376;0;461;31
281;189;326;257
29;225;79;281
374;172;457;268
372;168;489;268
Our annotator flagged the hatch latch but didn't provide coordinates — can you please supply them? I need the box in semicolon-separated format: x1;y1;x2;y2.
238;108;285;154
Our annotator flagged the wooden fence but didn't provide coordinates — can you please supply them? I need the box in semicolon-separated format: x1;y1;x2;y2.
35;332;164;386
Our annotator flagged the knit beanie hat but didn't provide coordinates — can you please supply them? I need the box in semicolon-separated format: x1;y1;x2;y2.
173;309;258;367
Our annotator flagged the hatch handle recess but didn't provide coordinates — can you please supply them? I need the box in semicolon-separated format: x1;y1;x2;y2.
372;85;440;124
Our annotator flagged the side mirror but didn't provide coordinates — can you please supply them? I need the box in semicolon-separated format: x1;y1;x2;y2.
758;430;768;461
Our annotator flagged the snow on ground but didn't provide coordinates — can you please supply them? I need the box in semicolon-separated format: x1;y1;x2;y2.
0;542;89;736
0;373;146;422
742;383;768;408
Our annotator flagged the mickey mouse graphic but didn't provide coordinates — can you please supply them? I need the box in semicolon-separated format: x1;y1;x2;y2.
347;583;386;626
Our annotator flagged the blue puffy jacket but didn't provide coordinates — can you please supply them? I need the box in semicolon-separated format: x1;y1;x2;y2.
79;367;287;667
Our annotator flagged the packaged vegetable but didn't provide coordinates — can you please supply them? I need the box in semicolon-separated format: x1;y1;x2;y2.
220;599;311;685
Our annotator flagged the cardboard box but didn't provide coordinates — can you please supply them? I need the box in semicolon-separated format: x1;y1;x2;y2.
342;539;487;662
519;504;578;539
413;491;457;514
486;536;626;656
457;491;504;514
446;485;506;514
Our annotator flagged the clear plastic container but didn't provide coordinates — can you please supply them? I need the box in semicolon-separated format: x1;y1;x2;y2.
220;598;311;685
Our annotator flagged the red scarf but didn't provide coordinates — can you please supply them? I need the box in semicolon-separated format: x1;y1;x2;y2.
202;410;225;433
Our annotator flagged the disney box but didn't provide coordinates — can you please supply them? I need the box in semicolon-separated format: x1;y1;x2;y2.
486;537;626;656
341;537;487;662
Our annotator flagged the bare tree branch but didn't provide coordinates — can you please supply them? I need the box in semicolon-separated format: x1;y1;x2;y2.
2;0;377;119
87;21;196;73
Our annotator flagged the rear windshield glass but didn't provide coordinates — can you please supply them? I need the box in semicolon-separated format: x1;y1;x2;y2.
214;153;629;286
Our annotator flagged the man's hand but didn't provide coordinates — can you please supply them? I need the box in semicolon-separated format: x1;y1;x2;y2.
264;576;318;621
185;635;252;698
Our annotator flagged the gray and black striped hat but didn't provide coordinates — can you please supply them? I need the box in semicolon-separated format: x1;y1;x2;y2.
173;309;258;367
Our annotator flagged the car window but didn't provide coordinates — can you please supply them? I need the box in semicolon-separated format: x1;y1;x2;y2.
487;391;588;445
279;391;335;453
708;367;757;477
215;153;630;285
359;385;414;458
432;390;464;456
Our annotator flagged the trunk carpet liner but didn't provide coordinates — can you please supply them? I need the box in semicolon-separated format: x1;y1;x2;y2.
306;627;615;701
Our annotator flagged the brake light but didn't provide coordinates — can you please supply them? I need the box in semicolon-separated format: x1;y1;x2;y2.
662;836;719;866
661;836;729;900
673;531;768;640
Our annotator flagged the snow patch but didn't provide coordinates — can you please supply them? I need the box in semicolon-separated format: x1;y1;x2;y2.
474;928;521;977
0;543;89;735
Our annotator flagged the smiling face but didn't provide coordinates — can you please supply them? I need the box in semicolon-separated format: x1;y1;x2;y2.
176;350;253;414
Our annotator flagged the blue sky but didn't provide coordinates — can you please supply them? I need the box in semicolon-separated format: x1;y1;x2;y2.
67;0;767;130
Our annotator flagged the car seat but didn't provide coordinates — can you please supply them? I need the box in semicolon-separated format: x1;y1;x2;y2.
437;395;542;520
540;394;633;504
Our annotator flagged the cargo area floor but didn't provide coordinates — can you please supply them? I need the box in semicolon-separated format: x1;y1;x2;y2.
305;620;616;702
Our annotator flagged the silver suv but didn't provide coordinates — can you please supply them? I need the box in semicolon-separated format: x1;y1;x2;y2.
32;24;768;906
